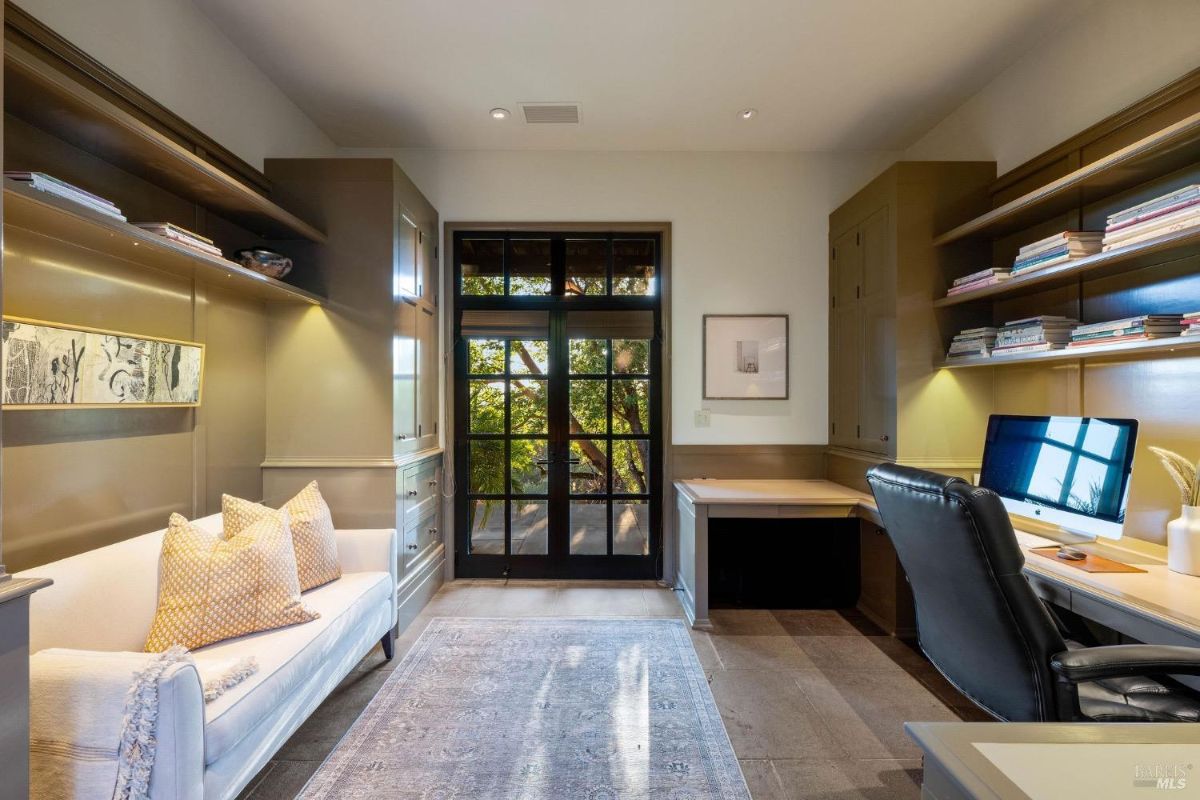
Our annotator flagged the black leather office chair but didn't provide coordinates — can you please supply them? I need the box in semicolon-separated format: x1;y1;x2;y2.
867;463;1200;722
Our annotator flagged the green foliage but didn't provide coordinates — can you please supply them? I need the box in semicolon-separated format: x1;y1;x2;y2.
613;339;648;374
468;381;504;433
510;340;549;374
462;276;504;296
510;379;547;434
570;339;607;375
468;339;504;375
612;380;650;434
570;380;606;434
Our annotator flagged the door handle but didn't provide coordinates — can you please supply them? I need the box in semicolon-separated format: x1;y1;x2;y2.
535;458;582;465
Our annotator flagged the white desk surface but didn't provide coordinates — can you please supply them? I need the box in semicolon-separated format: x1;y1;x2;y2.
674;478;873;506
673;478;1200;641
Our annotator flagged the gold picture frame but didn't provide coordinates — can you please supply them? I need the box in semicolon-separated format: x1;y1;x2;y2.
1;315;205;409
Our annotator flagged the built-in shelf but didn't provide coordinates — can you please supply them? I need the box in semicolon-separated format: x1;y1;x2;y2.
4;42;326;243
4;179;324;305
933;108;1200;246
937;335;1200;369
936;225;1200;307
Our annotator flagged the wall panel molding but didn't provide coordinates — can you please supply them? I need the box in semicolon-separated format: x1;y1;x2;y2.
671;444;825;480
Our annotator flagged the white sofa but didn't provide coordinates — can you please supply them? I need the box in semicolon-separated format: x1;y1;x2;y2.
15;513;398;800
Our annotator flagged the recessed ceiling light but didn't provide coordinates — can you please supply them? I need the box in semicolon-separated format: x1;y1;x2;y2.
739;108;757;120
490;108;510;120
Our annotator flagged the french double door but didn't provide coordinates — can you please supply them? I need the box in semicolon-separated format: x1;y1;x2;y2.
453;232;662;579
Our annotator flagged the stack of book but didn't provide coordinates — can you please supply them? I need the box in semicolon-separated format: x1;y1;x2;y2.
1103;185;1200;251
1013;232;1103;275
5;171;126;221
1068;315;1183;348
946;327;999;360
1183;310;1200;337
946;268;1012;297
133;223;223;258
992;316;1078;356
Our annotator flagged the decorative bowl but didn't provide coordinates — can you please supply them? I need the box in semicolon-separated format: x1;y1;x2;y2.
234;248;293;279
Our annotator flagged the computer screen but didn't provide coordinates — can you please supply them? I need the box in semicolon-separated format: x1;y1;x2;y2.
979;414;1138;540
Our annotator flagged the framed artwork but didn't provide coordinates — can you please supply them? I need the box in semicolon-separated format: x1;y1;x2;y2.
703;314;788;400
2;316;204;409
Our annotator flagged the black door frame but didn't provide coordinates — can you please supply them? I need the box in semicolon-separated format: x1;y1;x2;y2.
452;229;664;580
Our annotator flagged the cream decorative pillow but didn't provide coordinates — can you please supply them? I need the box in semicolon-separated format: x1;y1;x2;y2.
224;482;341;591
145;509;319;652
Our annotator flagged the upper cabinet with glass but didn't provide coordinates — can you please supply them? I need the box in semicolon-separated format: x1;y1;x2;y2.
459;234;658;298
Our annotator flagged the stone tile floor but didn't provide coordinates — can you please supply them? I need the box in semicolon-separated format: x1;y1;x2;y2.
238;581;990;799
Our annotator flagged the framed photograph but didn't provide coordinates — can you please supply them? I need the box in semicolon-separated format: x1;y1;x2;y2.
2;316;204;409
703;314;788;400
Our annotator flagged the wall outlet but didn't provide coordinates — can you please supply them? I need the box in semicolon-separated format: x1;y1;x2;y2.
694;410;711;428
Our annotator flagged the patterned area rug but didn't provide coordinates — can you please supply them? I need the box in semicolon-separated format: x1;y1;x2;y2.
300;618;750;799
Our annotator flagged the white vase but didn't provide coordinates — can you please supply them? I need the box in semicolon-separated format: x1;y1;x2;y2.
1167;505;1200;576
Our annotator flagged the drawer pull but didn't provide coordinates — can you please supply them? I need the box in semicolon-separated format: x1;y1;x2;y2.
428;479;438;488
407;544;418;550
428;527;439;535
407;489;418;497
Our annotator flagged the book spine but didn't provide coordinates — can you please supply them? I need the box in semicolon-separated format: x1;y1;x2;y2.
1108;187;1200;224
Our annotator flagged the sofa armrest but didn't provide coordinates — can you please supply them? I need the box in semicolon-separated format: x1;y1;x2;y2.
31;649;205;800
1051;644;1200;683
336;528;399;624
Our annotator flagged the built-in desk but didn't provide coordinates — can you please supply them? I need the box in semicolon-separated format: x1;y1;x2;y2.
674;479;1200;652
906;721;1200;800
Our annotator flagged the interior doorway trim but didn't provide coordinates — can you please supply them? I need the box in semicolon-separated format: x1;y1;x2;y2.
442;221;672;581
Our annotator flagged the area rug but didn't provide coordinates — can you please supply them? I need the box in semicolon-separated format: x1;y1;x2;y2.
299;618;751;799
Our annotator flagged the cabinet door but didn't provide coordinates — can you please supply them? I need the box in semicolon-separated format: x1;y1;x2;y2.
416;304;439;446
857;207;895;455
394;202;419;298
829;229;861;448
394;300;418;454
417;224;439;307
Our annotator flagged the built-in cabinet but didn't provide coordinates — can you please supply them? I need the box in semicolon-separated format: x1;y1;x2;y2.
828;162;995;466
261;159;445;610
828;161;995;636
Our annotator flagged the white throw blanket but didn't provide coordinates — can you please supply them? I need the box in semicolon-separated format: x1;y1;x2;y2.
30;649;258;800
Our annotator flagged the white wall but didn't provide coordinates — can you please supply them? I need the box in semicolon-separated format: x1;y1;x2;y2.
358;148;896;445
13;0;336;169
905;0;1200;172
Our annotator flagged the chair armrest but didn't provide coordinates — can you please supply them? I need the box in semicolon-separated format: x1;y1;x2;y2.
335;528;399;626
30;649;204;800
1051;644;1200;683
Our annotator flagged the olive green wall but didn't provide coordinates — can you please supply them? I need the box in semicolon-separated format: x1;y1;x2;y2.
1;227;267;571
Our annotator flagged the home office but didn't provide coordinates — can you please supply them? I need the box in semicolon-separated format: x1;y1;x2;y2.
2;2;1200;800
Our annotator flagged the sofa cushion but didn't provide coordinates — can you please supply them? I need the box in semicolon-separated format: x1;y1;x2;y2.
224;482;341;592
196;571;391;766
146;510;319;652
20;513;225;653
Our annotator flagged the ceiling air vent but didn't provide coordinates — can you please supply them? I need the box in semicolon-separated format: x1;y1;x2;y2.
520;102;581;124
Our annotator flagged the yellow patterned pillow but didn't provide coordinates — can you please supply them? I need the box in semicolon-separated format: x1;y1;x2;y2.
223;482;341;591
145;510;319;652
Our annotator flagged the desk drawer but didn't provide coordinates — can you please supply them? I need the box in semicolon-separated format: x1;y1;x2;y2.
1026;573;1071;610
1070;591;1200;648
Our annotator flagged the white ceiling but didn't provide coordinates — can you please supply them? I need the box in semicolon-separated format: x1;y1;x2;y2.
194;0;1087;152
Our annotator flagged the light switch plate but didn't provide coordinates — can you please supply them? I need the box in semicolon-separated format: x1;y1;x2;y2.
694;410;711;427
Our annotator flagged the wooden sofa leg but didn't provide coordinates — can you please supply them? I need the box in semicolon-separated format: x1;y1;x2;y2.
381;632;395;660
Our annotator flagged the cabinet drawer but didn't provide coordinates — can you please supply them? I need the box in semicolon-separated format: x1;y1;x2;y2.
401;459;441;515
403;511;441;569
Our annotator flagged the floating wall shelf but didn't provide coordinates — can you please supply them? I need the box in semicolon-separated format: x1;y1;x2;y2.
937;334;1200;369
4;179;324;305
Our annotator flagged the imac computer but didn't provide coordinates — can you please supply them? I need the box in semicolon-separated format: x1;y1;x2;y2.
979;414;1139;541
